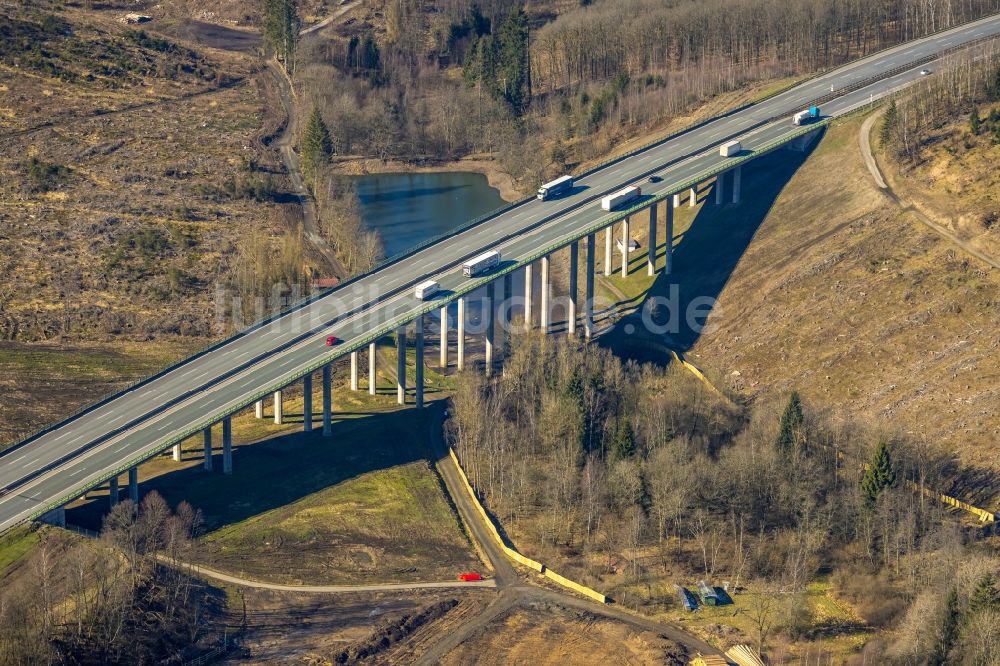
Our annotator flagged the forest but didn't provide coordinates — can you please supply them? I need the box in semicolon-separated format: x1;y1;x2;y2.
0;494;225;664
298;0;1000;194
448;337;1000;662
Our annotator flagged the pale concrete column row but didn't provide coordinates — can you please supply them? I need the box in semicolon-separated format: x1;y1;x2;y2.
621;216;630;278
665;202;674;275
396;325;406;406
568;241;578;337
415;315;425;407
350;351;359;391
604;225;613;276
585;233;595;339
255;400;263;419
540;255;550;332
172;443;181;462
672;193;681;208
524;263;533;329
273;390;283;425
439;305;449;369
689;186;697;207
502;273;513;353
457;296;467;370
369;342;377;396
483;292;495;373
302;374;313;433
647;203;657;276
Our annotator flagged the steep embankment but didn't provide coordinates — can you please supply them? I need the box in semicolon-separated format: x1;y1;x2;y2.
687;114;1000;500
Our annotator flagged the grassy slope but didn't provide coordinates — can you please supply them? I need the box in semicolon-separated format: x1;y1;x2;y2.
62;352;473;585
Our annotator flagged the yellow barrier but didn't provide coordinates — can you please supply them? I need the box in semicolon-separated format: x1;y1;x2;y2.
669;351;735;407
908;481;996;524
449;448;607;597
544;568;608;604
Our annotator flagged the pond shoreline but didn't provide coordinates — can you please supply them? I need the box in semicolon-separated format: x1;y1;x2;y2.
330;155;522;203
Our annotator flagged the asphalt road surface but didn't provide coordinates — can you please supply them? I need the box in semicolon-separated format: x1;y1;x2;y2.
2;15;999;534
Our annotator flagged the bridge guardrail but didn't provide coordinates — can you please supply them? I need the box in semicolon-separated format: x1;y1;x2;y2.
8;21;1000;526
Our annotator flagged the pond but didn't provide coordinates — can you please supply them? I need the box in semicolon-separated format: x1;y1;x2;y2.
352;171;507;258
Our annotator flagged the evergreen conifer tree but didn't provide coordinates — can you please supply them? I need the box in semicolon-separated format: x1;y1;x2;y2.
775;391;805;455
301;106;332;187
861;441;896;508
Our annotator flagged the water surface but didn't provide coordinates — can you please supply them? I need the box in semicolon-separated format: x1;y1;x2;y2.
352;172;506;258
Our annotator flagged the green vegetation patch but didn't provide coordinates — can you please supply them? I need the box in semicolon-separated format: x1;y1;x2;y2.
0;525;40;578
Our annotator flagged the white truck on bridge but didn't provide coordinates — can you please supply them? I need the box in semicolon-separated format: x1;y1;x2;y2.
414;280;440;300
463;250;501;277
537;175;573;200
601;185;641;211
719;140;741;157
792;106;821;125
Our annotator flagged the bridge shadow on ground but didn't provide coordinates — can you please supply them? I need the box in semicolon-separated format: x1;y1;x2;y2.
601;130;824;365
65;405;437;533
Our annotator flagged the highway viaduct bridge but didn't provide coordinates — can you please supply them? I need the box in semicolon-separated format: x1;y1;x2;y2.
2;14;999;534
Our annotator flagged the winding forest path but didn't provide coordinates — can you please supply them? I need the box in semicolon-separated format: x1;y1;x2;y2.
859;109;1000;271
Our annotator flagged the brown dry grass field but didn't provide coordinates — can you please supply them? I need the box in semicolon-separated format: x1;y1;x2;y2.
0;2;318;346
685;114;1000;498
879;101;1000;261
437;603;688;666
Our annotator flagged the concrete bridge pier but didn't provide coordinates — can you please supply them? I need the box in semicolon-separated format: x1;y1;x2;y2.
689;186;697;207
604;225;613;276
524;263;533;329
350;351;359;391
647;204;657;276
621;216;630;278
484;291;495;373
568;241;578;337
672;193;681;208
302;374;313;432
457;297;467;370
109;476;119;509
396;325;406;405
222;417;232;474
129;467;139;502
369;342;377;396
502;273;513;356
255;400;263;419
665;203;674;275
732;165;742;204
203;428;213;470
540;255;550;333
439;306;449;369
415;315;424;407
322;364;333;436
715;173;724;204
585;233;595;340
273;390;283;425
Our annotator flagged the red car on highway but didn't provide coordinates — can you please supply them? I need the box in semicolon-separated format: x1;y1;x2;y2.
325;335;340;346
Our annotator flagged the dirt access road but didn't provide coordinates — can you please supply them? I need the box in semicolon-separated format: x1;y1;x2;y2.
423;402;722;664
859;109;1000;271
